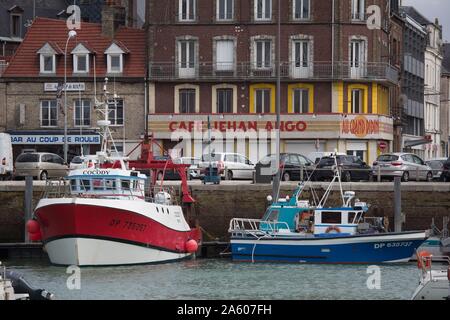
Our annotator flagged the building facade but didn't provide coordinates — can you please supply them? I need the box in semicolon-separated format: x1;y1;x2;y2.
399;6;428;158
442;43;450;158
146;0;399;164
0;14;146;160
423;20;443;160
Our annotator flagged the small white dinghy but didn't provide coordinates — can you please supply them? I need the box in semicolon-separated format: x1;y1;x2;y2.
411;253;450;300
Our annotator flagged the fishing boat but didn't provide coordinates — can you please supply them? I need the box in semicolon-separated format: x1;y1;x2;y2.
411;252;450;300
228;157;429;264
28;79;201;266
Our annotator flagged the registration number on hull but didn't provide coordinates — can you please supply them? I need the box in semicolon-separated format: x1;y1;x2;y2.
374;242;413;249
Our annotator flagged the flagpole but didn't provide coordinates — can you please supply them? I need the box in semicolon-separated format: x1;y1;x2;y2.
272;0;281;201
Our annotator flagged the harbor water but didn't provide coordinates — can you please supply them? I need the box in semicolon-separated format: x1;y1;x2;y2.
3;258;421;300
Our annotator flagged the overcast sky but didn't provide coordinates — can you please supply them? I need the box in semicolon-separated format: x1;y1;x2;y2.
402;0;450;41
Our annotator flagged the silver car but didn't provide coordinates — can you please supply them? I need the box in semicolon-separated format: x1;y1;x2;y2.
372;153;433;182
15;152;69;180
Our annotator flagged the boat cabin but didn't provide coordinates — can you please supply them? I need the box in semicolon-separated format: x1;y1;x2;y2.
313;208;365;236
67;168;147;200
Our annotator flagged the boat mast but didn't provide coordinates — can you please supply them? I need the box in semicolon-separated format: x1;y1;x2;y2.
272;0;281;201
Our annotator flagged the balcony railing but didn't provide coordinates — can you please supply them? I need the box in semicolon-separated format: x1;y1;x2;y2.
149;61;399;84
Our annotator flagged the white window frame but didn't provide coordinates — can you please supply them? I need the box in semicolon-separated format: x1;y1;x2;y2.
40;54;55;74
254;0;272;21
217;0;234;21
40;100;58;127
73;54;89;73
108;99;124;126
215;39;235;71
351;0;365;21
107;54;123;74
254;39;272;69
177;38;198;78
293;0;310;21
179;0;196;22
74;99;91;127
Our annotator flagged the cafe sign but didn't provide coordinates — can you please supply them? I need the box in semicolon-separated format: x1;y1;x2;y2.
168;121;308;133
44;82;86;92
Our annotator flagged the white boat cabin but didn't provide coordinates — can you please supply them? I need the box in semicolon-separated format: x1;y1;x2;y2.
68;168;147;200
313;208;365;236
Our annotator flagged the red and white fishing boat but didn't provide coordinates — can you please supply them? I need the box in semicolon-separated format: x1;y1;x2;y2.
27;79;201;266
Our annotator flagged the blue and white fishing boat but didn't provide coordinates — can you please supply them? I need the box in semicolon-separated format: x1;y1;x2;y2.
229;157;429;264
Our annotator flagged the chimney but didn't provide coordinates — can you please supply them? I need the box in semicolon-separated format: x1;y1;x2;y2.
102;1;126;39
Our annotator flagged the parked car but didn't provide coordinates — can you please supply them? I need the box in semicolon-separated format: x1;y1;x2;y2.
425;158;448;181
441;158;450;182
307;152;347;165
14;152;69;180
313;155;372;182
174;157;201;179
372;153;433;182
257;153;315;181
199;152;255;180
69;155;99;170
0;133;13;180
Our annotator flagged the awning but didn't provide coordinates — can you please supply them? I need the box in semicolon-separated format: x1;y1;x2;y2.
404;138;432;148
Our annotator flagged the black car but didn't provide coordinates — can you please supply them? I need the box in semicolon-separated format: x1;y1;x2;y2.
313;155;372;182
257;153;315;182
442;158;450;182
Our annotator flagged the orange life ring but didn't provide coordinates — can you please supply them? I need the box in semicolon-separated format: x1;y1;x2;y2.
325;225;342;234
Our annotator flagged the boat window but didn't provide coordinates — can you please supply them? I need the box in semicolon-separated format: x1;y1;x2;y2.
321;212;342;224
121;180;130;190
81;179;91;191
348;212;356;224
105;179;117;191
70;179;77;191
266;210;279;222
93;179;104;191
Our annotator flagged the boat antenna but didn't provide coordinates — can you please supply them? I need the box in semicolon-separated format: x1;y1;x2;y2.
272;0;281;202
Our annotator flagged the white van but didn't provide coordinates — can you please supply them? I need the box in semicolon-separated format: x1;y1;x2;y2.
0;133;13;180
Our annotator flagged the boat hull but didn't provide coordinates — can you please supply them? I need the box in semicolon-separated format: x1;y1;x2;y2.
35;199;201;266
45;237;192;266
230;232;428;264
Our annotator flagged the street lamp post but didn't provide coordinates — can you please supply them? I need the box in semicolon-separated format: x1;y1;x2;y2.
64;30;77;163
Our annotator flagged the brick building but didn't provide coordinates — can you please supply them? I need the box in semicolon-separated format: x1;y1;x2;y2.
0;13;146;160
146;0;399;164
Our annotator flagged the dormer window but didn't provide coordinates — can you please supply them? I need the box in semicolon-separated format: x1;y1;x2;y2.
37;42;61;74
71;43;91;74
8;5;24;38
105;42;128;74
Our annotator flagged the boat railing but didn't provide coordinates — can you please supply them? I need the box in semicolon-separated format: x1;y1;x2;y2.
42;179;71;199
228;218;291;238
417;253;450;281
